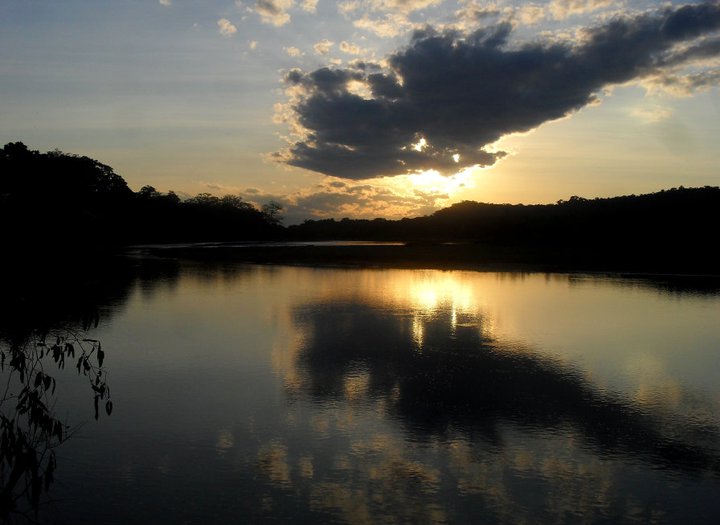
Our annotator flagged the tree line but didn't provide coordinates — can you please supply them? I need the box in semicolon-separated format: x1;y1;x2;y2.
2;141;719;272
0;142;283;247
287;186;720;271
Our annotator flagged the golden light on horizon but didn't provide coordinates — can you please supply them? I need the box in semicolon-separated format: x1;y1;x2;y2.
402;169;475;196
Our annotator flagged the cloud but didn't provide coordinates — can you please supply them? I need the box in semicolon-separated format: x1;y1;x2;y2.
285;46;304;57
276;2;720;180
301;0;319;13
352;13;415;37
457;0;620;27
159;0;172;6
241;176;457;223
217;18;238;37
249;40;259;50
341;0;442;15
548;0;618;20
341;0;443;38
454;1;503;26
630;105;673;124
313;39;335;55
339;41;368;55
645;69;720;97
255;0;294;26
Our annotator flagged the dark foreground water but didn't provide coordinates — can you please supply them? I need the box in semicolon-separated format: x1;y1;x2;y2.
3;260;720;524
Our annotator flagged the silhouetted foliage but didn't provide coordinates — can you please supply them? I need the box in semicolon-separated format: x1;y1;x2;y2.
0;252;180;522
288;186;720;272
261;201;284;226
0;332;111;521
1;142;284;246
3;141;718;272
1;142;133;248
0;268;113;524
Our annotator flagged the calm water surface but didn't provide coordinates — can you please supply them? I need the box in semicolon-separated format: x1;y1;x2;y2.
15;262;720;523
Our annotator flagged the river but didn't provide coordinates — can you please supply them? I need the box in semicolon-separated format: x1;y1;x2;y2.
3;259;720;524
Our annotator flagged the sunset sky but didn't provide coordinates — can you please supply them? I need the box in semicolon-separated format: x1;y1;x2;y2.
1;1;719;222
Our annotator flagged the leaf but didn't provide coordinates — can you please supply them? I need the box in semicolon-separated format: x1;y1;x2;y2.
105;401;113;416
44;453;56;491
32;474;41;508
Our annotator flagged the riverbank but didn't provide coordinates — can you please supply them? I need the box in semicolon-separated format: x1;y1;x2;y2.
135;241;720;283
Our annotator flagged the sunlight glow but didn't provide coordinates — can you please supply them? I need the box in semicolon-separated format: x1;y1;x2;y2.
346;80;373;99
406;169;474;194
407;274;476;315
412;316;425;349
412;137;428;152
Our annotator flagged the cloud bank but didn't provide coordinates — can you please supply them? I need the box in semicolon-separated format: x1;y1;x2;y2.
239;176;457;223
275;1;720;180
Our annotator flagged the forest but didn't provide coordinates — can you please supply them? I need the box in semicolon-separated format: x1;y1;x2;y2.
0;142;283;248
2;142;718;273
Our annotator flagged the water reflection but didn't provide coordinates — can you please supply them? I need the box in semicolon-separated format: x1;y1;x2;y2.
3;258;719;524
291;300;719;467
261;269;720;524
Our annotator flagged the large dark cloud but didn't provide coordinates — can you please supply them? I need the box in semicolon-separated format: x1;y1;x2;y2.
277;1;720;180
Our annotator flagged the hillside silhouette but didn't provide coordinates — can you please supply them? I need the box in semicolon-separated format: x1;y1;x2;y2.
285;187;720;272
2;142;718;273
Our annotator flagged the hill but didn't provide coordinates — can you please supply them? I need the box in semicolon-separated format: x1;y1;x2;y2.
285;187;720;272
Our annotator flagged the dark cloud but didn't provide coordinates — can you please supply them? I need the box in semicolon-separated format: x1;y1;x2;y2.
277;1;720;180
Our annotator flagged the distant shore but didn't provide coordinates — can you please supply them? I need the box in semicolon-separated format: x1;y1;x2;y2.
135;241;720;279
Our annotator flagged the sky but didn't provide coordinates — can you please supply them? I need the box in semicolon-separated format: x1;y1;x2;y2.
1;0;719;223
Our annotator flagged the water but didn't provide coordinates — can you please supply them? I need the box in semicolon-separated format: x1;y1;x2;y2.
3;260;720;524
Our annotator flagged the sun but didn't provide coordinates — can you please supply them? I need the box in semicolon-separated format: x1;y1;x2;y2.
406;169;474;195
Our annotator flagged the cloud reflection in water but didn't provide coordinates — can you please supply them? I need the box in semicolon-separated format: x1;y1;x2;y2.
259;269;720;524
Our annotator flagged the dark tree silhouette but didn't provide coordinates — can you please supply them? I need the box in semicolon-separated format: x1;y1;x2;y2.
286;186;720;272
262;201;284;226
0;142;284;246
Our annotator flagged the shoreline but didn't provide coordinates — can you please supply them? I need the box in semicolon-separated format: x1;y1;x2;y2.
134;241;720;280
